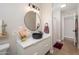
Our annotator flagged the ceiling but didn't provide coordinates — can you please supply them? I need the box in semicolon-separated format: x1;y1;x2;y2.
61;3;78;12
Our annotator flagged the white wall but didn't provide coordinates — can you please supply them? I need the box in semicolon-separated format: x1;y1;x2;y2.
0;3;29;54
40;4;53;42
40;4;52;34
52;3;61;44
77;5;79;48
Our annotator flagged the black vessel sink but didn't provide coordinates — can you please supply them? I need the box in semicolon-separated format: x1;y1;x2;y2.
32;31;43;39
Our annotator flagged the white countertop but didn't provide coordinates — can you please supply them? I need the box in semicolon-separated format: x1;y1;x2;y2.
16;33;50;49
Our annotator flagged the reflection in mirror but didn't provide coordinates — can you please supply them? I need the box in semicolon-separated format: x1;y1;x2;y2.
24;11;40;31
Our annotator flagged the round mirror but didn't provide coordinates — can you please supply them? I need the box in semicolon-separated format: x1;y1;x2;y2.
24;11;40;31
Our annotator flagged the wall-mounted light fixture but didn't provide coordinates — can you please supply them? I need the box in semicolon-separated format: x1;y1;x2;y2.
61;4;66;8
28;3;40;11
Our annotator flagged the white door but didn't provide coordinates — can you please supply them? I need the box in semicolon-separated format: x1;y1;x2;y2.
64;15;75;41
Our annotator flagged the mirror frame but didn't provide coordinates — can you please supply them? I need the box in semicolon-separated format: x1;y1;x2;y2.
24;10;41;31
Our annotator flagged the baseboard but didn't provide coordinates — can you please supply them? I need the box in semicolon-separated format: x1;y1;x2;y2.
64;36;74;39
64;37;74;42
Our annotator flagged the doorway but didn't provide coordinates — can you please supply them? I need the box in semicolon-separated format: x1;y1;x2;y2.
64;15;75;41
61;14;78;47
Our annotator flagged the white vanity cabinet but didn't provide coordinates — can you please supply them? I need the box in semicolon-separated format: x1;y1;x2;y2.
16;34;51;55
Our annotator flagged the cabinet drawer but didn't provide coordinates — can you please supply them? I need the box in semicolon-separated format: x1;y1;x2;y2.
36;37;51;55
17;37;51;55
